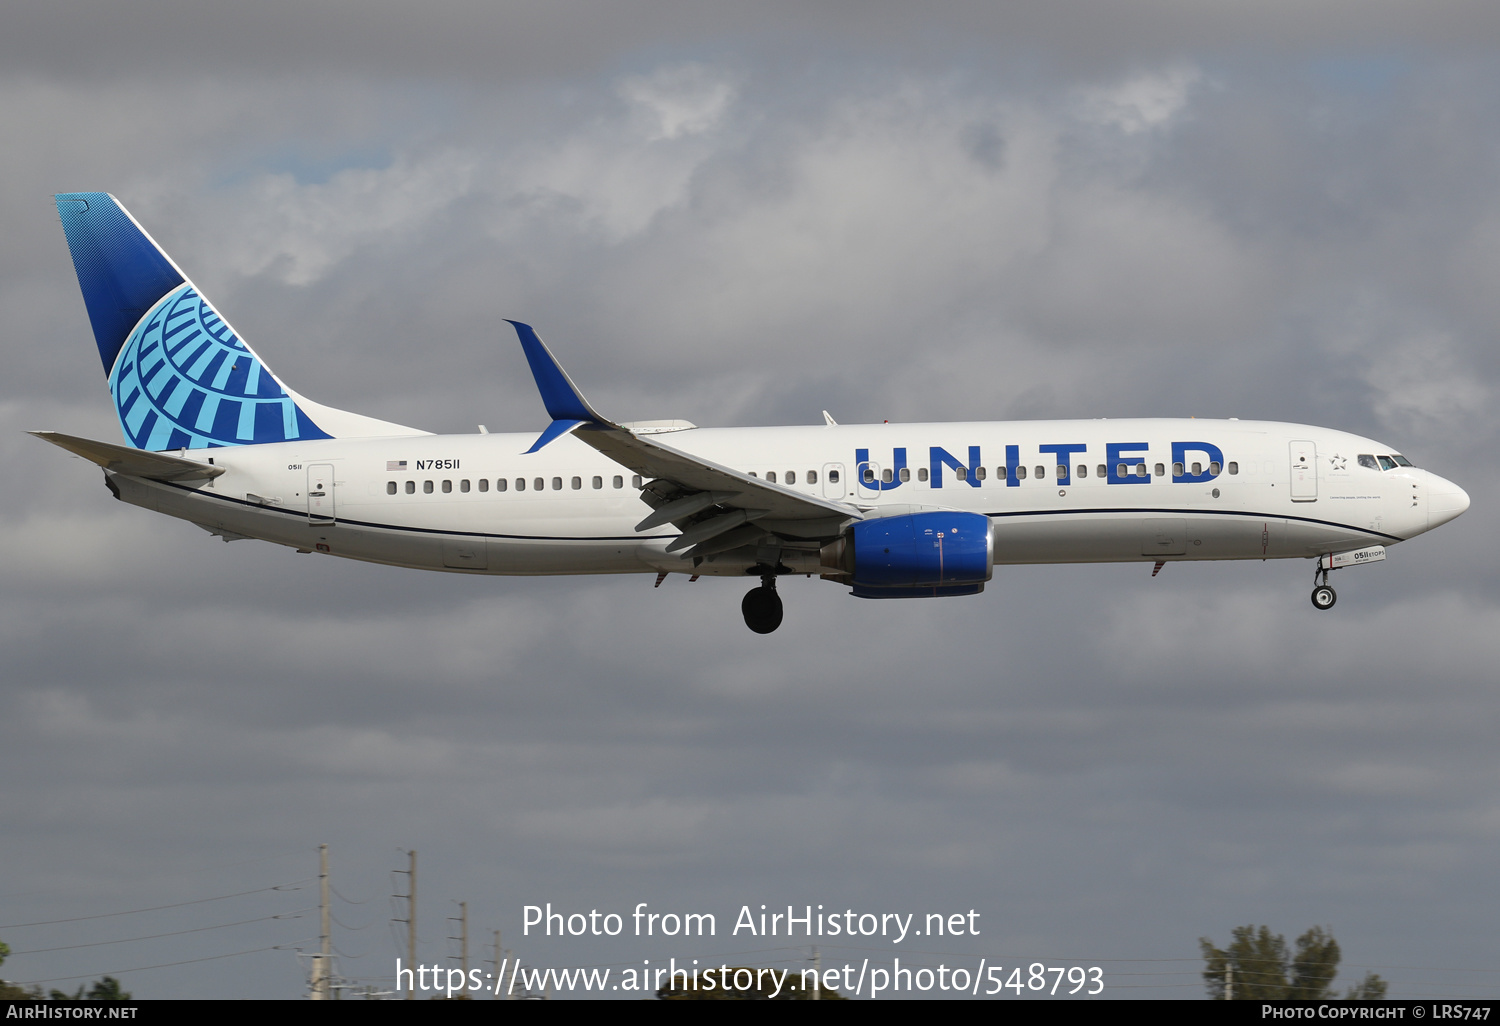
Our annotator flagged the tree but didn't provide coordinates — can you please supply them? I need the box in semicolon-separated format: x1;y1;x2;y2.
49;977;132;1001
1200;925;1385;1000
1;938;133;1001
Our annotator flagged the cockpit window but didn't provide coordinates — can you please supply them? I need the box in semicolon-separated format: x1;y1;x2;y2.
1391;454;1414;467
1358;454;1379;470
1377;455;1397;471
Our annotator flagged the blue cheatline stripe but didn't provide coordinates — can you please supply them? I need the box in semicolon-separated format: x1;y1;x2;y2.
153;481;1400;547
981;505;1402;543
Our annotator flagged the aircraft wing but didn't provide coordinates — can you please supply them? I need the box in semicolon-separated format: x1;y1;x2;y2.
509;321;862;559
30;430;224;482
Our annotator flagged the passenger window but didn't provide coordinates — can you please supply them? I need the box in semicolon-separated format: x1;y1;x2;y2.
515;478;525;491
533;477;543;491
767;471;777;483
632;475;642;488
1077;465;1087;478
1035;466;1045;479
1115;464;1126;478
386;481;397;495
460;480;470;492
1056;465;1066;480
1017;466;1028;480
1097;464;1107;478
952;466;965;482
748;471;757;478
1192;462;1202;476
1154;463;1165;478
495;478;506;492
424;480;434;493
1209;461;1221;475
442;480;452;493
405;480;415;494
613;475;623;488
1173;462;1184;477
571;476;581;490
1378;456;1396;471
1227;462;1238;475
828;469;839;483
786;471;796;485
551;477;562;490
1135;463;1147;477
862;468;875;483
917;467;928;482
1358;454;1378;470
480;479;490;492
808;470;819;484
882;468;894;483
975;466;986;481
592;476;602;489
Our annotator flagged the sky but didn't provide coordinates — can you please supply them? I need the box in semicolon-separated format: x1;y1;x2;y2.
2;0;1498;1001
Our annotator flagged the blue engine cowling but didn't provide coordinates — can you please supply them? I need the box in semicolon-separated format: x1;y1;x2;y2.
828;511;993;595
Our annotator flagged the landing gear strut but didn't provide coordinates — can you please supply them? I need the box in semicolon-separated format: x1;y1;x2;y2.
1311;564;1337;611
742;571;783;634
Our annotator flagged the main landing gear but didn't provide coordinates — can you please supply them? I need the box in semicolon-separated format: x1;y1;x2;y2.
742;569;784;634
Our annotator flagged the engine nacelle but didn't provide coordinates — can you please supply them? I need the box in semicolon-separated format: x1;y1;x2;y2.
822;511;993;593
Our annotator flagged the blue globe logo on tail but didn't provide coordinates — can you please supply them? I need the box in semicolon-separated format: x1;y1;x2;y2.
110;283;330;450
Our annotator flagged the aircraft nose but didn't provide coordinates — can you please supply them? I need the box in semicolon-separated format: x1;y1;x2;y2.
1428;474;1470;529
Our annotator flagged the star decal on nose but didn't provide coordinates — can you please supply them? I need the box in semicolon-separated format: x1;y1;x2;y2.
1329;454;1348;471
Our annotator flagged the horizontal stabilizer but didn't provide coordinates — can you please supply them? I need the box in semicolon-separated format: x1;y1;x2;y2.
30;430;224;482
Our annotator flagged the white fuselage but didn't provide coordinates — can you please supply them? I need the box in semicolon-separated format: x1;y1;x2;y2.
111;418;1466;579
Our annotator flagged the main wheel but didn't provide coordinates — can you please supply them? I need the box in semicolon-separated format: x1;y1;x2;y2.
742;586;784;634
1311;584;1337;610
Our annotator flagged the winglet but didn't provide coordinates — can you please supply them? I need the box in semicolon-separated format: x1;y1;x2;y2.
507;320;609;452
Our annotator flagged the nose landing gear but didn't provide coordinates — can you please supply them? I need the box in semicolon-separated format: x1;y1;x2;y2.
741;568;784;634
1310;557;1339;611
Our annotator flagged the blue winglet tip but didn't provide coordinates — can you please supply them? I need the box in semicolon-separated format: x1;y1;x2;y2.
506;319;597;424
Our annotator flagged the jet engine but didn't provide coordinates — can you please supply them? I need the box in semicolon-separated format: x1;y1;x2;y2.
821;511;993;598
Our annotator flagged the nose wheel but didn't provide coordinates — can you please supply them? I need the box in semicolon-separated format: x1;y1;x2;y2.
742;573;783;634
1310;563;1337;611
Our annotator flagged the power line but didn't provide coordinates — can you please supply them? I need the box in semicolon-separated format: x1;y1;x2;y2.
8;910;312;955
0;882;309;929
15;944;290;986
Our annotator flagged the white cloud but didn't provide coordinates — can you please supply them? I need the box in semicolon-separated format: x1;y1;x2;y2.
1076;66;1203;134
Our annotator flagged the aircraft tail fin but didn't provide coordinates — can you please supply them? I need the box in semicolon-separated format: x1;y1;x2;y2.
54;192;426;450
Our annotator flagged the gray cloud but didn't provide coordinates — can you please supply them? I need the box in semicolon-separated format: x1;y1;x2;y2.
2;4;1498;1000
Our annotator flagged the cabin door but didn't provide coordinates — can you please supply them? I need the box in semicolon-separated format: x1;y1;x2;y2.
1289;441;1318;502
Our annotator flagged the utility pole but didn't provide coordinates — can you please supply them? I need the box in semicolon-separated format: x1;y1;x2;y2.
448;901;469;994
311;843;332;999
393;850;417;999
489;930;503;1001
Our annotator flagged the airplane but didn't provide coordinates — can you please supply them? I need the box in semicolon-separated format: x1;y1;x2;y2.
36;192;1471;634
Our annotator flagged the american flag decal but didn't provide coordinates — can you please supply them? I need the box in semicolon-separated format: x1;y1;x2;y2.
387;460;408;471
